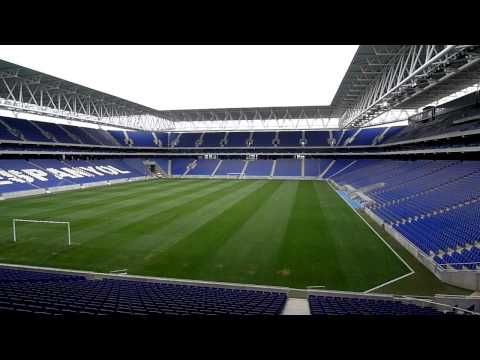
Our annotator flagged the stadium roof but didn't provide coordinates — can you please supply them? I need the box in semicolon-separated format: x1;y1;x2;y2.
1;45;480;131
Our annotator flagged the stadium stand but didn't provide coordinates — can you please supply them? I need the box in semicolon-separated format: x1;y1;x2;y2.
305;131;330;146
304;159;333;177
109;131;130;146
63;125;101;145
215;159;245;176
252;132;275;147
349;128;383;145
0;158;146;195
126;131;156;147
330;159;480;269
274;159;302;177
224;132;250;147
0;267;287;316
244;160;274;177
308;294;444;316
36;122;78;144
200;132;225;147
322;159;355;178
174;133;200;147
187;159;220;176
171;159;196;176
338;129;357;146
1;117;51;142
278;132;302;147
154;132;168;147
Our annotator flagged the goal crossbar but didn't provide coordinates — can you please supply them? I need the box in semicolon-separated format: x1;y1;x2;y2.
12;218;71;246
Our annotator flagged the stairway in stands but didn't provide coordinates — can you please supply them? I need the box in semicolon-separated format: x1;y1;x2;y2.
0;118;25;141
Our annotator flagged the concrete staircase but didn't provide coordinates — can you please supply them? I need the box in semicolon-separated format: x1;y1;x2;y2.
29;120;57;142
211;160;222;177
319;160;335;179
240;160;249;178
0;119;25;141
58;125;83;144
270;160;277;178
183;160;197;177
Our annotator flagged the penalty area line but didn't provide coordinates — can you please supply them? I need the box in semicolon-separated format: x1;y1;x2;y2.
326;181;415;293
110;269;128;274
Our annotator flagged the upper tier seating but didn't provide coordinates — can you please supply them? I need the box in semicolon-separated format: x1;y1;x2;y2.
304;131;330;146
174;133;201;147
154;132;169;147
251;132;275;147
200;133;225;147
376;126;404;144
0;118;20;141
330;130;343;146
278;132;301;147
338;129;357;146
36;122;78;143
61;125;102;145
349;128;383;146
109;131;129;146
0;115;431;150
0;118;52;142
126;131;156;147
225;132;250;147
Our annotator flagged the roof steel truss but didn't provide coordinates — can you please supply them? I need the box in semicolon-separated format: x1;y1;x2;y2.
339;45;480;128
0;61;172;131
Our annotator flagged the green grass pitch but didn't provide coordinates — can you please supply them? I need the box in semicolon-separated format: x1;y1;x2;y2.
0;179;411;291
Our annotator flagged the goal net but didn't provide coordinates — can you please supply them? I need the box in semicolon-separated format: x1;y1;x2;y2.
12;219;71;246
226;172;242;179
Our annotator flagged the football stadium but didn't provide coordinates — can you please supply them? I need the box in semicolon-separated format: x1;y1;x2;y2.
0;45;480;317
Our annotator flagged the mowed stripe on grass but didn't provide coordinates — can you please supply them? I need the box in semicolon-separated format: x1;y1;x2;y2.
0;179;409;291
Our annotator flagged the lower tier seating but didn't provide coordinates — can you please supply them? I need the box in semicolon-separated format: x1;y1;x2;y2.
0;267;286;316
308;294;445;316
330;159;480;270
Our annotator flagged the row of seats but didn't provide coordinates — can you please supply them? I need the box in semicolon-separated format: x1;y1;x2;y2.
0;116;121;147
0;267;286;316
0;116;404;148
0;267;450;316
0;157;351;194
308;295;445;316
169;158;342;178
331;159;480;269
0;158;148;195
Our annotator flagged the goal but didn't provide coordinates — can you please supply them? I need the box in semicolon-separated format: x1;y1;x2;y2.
226;172;242;179
12;218;71;246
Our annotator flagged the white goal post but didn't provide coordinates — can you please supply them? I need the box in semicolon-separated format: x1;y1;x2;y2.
12;218;71;246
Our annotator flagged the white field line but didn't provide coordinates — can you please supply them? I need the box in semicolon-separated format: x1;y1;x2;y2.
326;181;415;293
110;269;128;273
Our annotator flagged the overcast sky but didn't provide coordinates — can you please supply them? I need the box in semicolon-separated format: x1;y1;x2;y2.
0;45;358;111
